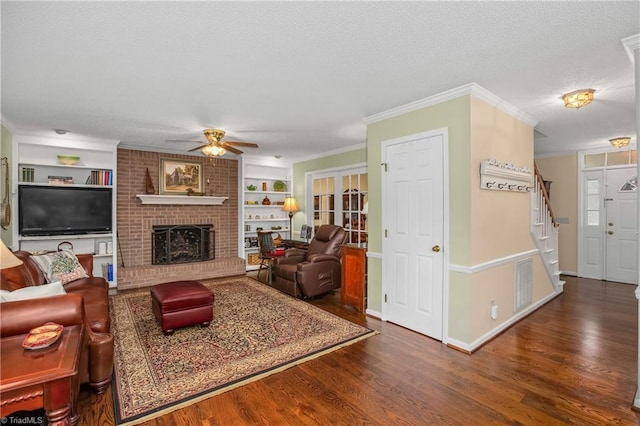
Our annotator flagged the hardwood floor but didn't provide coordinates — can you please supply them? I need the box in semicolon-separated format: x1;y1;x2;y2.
76;275;640;425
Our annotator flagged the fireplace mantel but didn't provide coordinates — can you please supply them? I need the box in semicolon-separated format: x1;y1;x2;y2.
136;194;228;205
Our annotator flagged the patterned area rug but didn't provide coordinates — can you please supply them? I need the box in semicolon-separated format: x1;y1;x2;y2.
110;277;376;425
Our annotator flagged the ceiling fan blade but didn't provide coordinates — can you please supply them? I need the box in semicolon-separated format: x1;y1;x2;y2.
187;145;205;152
224;141;259;148
223;145;243;155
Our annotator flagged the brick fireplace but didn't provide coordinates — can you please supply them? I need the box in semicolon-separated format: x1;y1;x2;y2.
115;149;245;291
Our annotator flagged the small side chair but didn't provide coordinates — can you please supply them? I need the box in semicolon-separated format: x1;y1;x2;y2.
256;231;284;284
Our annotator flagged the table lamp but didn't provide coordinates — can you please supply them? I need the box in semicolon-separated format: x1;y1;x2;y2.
281;197;300;238
1;240;22;269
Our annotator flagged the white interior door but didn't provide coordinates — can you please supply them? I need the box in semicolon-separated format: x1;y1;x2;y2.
382;132;444;340
605;168;638;284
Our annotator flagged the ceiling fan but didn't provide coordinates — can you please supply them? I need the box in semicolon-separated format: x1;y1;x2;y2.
168;129;259;157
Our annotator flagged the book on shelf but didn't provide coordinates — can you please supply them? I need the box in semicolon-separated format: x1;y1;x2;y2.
21;167;35;182
48;175;74;184
87;169;113;186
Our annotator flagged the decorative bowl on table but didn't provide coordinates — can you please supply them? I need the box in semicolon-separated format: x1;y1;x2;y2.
22;322;64;350
57;155;80;165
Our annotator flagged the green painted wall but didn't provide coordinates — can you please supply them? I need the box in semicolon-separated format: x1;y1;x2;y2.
0;125;13;247
365;97;472;314
364;95;552;346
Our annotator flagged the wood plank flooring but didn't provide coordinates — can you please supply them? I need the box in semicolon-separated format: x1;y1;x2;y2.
77;275;640;425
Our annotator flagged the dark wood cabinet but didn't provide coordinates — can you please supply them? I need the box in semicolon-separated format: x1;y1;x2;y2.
341;245;367;312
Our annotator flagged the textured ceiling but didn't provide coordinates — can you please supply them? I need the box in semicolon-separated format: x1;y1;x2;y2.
2;1;638;162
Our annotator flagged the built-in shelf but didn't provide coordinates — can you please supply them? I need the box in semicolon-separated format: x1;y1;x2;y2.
136;194;228;205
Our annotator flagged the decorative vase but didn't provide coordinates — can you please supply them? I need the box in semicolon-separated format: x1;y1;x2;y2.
262;196;271;205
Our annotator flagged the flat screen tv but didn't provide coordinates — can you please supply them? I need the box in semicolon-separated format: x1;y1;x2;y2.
19;185;113;236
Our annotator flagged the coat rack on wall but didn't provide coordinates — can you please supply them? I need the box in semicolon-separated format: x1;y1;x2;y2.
480;159;533;193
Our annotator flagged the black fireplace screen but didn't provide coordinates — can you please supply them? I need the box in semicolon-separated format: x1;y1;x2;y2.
152;224;215;265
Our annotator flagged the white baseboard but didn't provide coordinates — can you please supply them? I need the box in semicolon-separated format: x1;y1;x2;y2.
446;289;562;353
366;308;382;319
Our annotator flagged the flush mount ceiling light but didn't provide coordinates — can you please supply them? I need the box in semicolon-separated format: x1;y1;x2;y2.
609;137;631;148
562;89;595;109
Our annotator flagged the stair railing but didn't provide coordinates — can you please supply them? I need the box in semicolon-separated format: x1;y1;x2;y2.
531;162;563;291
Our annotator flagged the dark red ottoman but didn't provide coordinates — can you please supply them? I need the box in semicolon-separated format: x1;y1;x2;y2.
150;280;214;335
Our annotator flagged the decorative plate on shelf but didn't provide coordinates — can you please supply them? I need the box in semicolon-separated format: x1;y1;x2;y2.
273;180;286;192
22;322;64;350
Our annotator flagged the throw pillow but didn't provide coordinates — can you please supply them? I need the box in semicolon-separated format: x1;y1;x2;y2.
31;250;89;284
0;281;66;302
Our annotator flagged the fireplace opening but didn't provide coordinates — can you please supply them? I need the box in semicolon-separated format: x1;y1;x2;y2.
152;224;215;265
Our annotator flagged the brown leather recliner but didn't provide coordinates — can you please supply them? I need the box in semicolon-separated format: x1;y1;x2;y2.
272;225;346;298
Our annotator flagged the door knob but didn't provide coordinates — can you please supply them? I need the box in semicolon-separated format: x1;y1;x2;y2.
608;231;614;235
432;245;441;252
608;222;614;226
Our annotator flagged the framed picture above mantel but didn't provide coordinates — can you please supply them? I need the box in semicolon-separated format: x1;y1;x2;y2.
160;159;203;195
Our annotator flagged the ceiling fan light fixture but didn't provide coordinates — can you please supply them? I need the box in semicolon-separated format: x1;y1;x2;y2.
562;89;595;109
609;136;631;148
203;128;226;144
202;144;226;157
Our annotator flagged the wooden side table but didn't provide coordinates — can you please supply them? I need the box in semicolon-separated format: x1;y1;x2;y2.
0;325;83;426
341;244;367;312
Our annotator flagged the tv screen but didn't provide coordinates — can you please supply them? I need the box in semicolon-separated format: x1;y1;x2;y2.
19;185;113;236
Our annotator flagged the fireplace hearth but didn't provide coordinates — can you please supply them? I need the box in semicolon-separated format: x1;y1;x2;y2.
152;224;214;265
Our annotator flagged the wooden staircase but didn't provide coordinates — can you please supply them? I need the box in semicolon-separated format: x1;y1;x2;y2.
531;163;565;292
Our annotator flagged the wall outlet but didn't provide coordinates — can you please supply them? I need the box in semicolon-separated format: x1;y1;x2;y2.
490;301;498;320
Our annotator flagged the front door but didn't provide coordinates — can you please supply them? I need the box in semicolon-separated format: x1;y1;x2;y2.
382;131;444;340
580;167;638;284
605;168;638;284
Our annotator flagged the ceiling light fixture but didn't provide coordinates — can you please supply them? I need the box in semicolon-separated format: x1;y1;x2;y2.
562;89;595;109
609;137;631;148
53;129;69;135
201;144;226;157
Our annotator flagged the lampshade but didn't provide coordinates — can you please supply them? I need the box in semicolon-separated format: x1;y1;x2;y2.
1;240;22;269
609;137;631;148
562;89;595;109
281;197;300;213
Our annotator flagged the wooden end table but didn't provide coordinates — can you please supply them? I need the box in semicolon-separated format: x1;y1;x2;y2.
0;325;83;426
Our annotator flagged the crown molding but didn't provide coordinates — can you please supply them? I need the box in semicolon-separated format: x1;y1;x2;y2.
362;82;538;127
622;33;640;64
0;115;18;133
13;131;119;147
297;142;367;163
